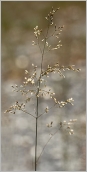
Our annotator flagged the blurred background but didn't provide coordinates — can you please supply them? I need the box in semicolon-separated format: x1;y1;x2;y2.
1;1;86;171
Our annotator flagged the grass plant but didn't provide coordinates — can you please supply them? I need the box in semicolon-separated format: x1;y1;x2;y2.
4;7;81;171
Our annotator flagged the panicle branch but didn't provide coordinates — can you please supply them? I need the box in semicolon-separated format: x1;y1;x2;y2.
41;63;81;78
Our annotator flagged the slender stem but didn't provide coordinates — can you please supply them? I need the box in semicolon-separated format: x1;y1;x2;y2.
40;23;50;75
35;22;50;171
38;103;56;119
36;135;52;165
35;86;39;171
35;117;38;171
36;126;62;164
21;109;36;118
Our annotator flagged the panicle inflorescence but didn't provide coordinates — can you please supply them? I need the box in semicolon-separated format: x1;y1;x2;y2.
4;7;81;168
4;101;25;114
41;63;81;78
60;119;77;135
46;121;53;127
34;26;42;39
53;97;74;107
4;60;80;118
45;6;60;25
32;6;65;54
4;7;81;171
